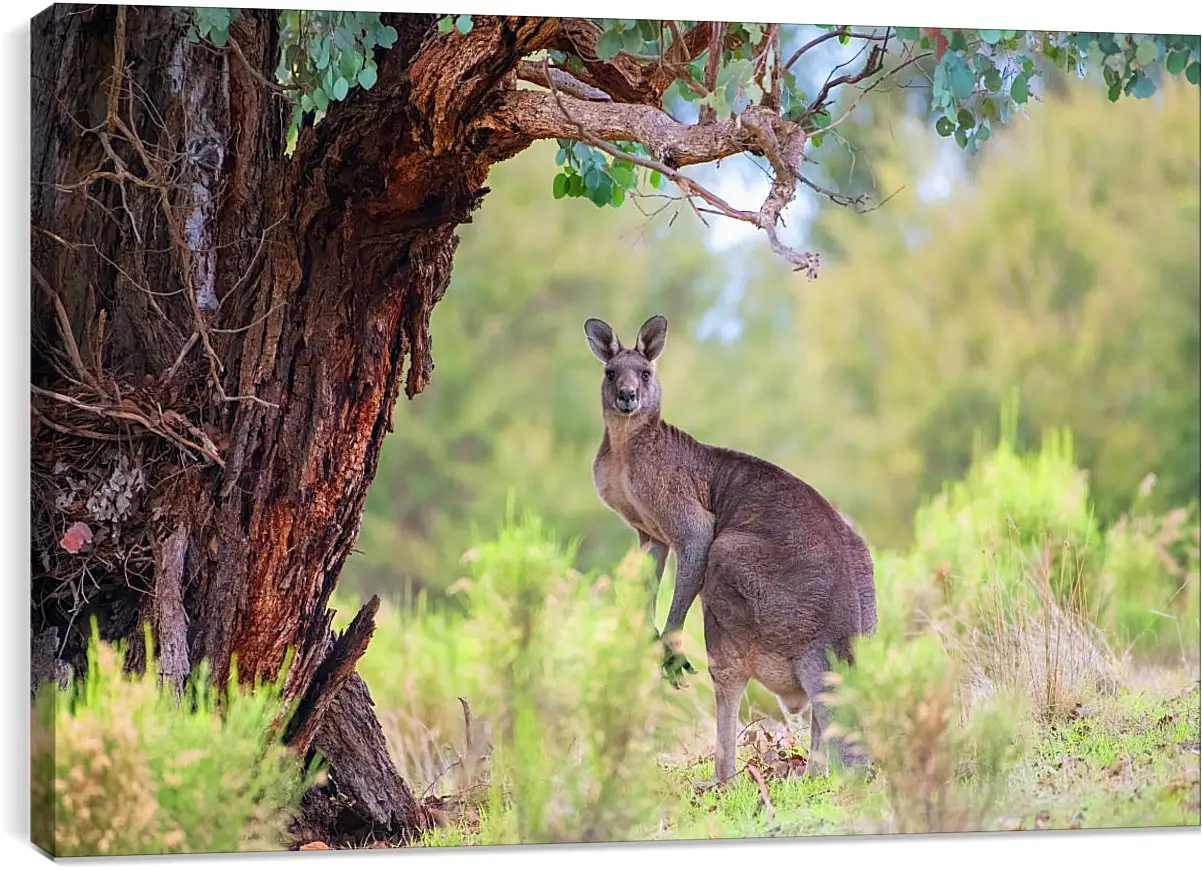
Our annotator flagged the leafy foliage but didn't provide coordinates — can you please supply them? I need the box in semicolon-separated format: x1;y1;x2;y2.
174;10;1202;221
909;29;1202;154
551;139;665;208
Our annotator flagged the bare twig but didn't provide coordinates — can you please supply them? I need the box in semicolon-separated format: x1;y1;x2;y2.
747;764;776;819
824;51;935;133
227;34;300;94
804;43;887;120
516;60;612;101
784;28;886;71
31;384;225;467
31;405;125;442
106;6;126;134
31;265;100;391
699;21;723;124
165;332;200;380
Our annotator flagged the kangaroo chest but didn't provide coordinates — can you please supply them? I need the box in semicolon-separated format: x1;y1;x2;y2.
592;449;666;542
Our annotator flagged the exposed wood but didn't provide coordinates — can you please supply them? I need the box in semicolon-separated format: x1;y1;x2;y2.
284;596;380;755
150;523;191;693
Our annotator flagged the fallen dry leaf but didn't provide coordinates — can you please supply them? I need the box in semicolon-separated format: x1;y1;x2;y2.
59;521;94;554
299;842;330;850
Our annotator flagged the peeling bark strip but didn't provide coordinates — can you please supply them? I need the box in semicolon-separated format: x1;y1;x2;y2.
284;596;380;755
151;524;191;692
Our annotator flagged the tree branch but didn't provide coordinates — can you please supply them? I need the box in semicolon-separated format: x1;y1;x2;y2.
516;60;611;101
804;42;887;119
481;88;755;168
784;28;887;71
483;77;820;276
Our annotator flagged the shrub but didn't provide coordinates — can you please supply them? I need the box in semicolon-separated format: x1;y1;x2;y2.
826;630;1025;834
912;416;1103;622
460;507;671;844
30;625;305;857
1100;477;1201;659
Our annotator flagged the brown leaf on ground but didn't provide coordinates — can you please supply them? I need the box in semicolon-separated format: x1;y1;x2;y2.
299;841;331;850
59;521;93;553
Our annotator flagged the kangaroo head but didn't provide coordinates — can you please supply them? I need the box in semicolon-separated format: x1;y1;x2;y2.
583;315;668;418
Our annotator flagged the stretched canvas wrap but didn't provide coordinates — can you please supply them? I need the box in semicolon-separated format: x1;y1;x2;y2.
29;2;1201;858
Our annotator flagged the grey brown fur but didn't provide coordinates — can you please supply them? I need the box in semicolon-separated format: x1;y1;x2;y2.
584;315;877;783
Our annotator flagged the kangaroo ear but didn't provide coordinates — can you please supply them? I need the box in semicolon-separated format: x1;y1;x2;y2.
584;318;621;363
634;315;668;362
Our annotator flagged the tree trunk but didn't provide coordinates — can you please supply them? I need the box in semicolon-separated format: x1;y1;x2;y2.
30;4;554;845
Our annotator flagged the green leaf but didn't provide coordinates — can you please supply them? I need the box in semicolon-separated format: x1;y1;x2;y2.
596;30;622;61
895;27;920;41
621;26;643;54
1130;74;1157;99
949;57;975;100
984;68;1003;92
649;170;663;189
209;27;229;49
338;47;362;80
571;142;593;166
552;173;568;199
1188;61;1202;86
1135;37;1159;67
332;76;349;101
976;121;992;141
358;64;378;90
1166;48;1190;76
1011;72;1030;104
300;92;314;112
957;107;975;129
588;176;613;207
611;185;625;207
455;14;473;35
187;25;199;44
935;116;956;137
333;26;355;55
313;86;329;113
979;29;1002;45
954;127;968;149
437;16;454;34
610;161;635;188
377;24;398;47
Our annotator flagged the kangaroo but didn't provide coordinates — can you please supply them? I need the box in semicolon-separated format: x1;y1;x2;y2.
584;314;877;784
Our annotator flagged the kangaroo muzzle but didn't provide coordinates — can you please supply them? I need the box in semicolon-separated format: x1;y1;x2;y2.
615;387;639;413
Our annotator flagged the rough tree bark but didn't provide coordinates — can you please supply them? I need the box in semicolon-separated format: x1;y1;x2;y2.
30;4;557;845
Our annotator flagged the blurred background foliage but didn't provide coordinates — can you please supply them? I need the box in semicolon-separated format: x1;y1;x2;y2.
343;72;1199;603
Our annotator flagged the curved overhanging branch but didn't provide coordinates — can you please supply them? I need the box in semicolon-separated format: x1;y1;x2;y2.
478;87;820;275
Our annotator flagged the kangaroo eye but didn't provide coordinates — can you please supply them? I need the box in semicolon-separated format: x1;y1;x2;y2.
641;370;651;382
605;370;615;382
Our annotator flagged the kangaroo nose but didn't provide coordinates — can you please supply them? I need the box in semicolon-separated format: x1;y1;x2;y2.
618;387;637;403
